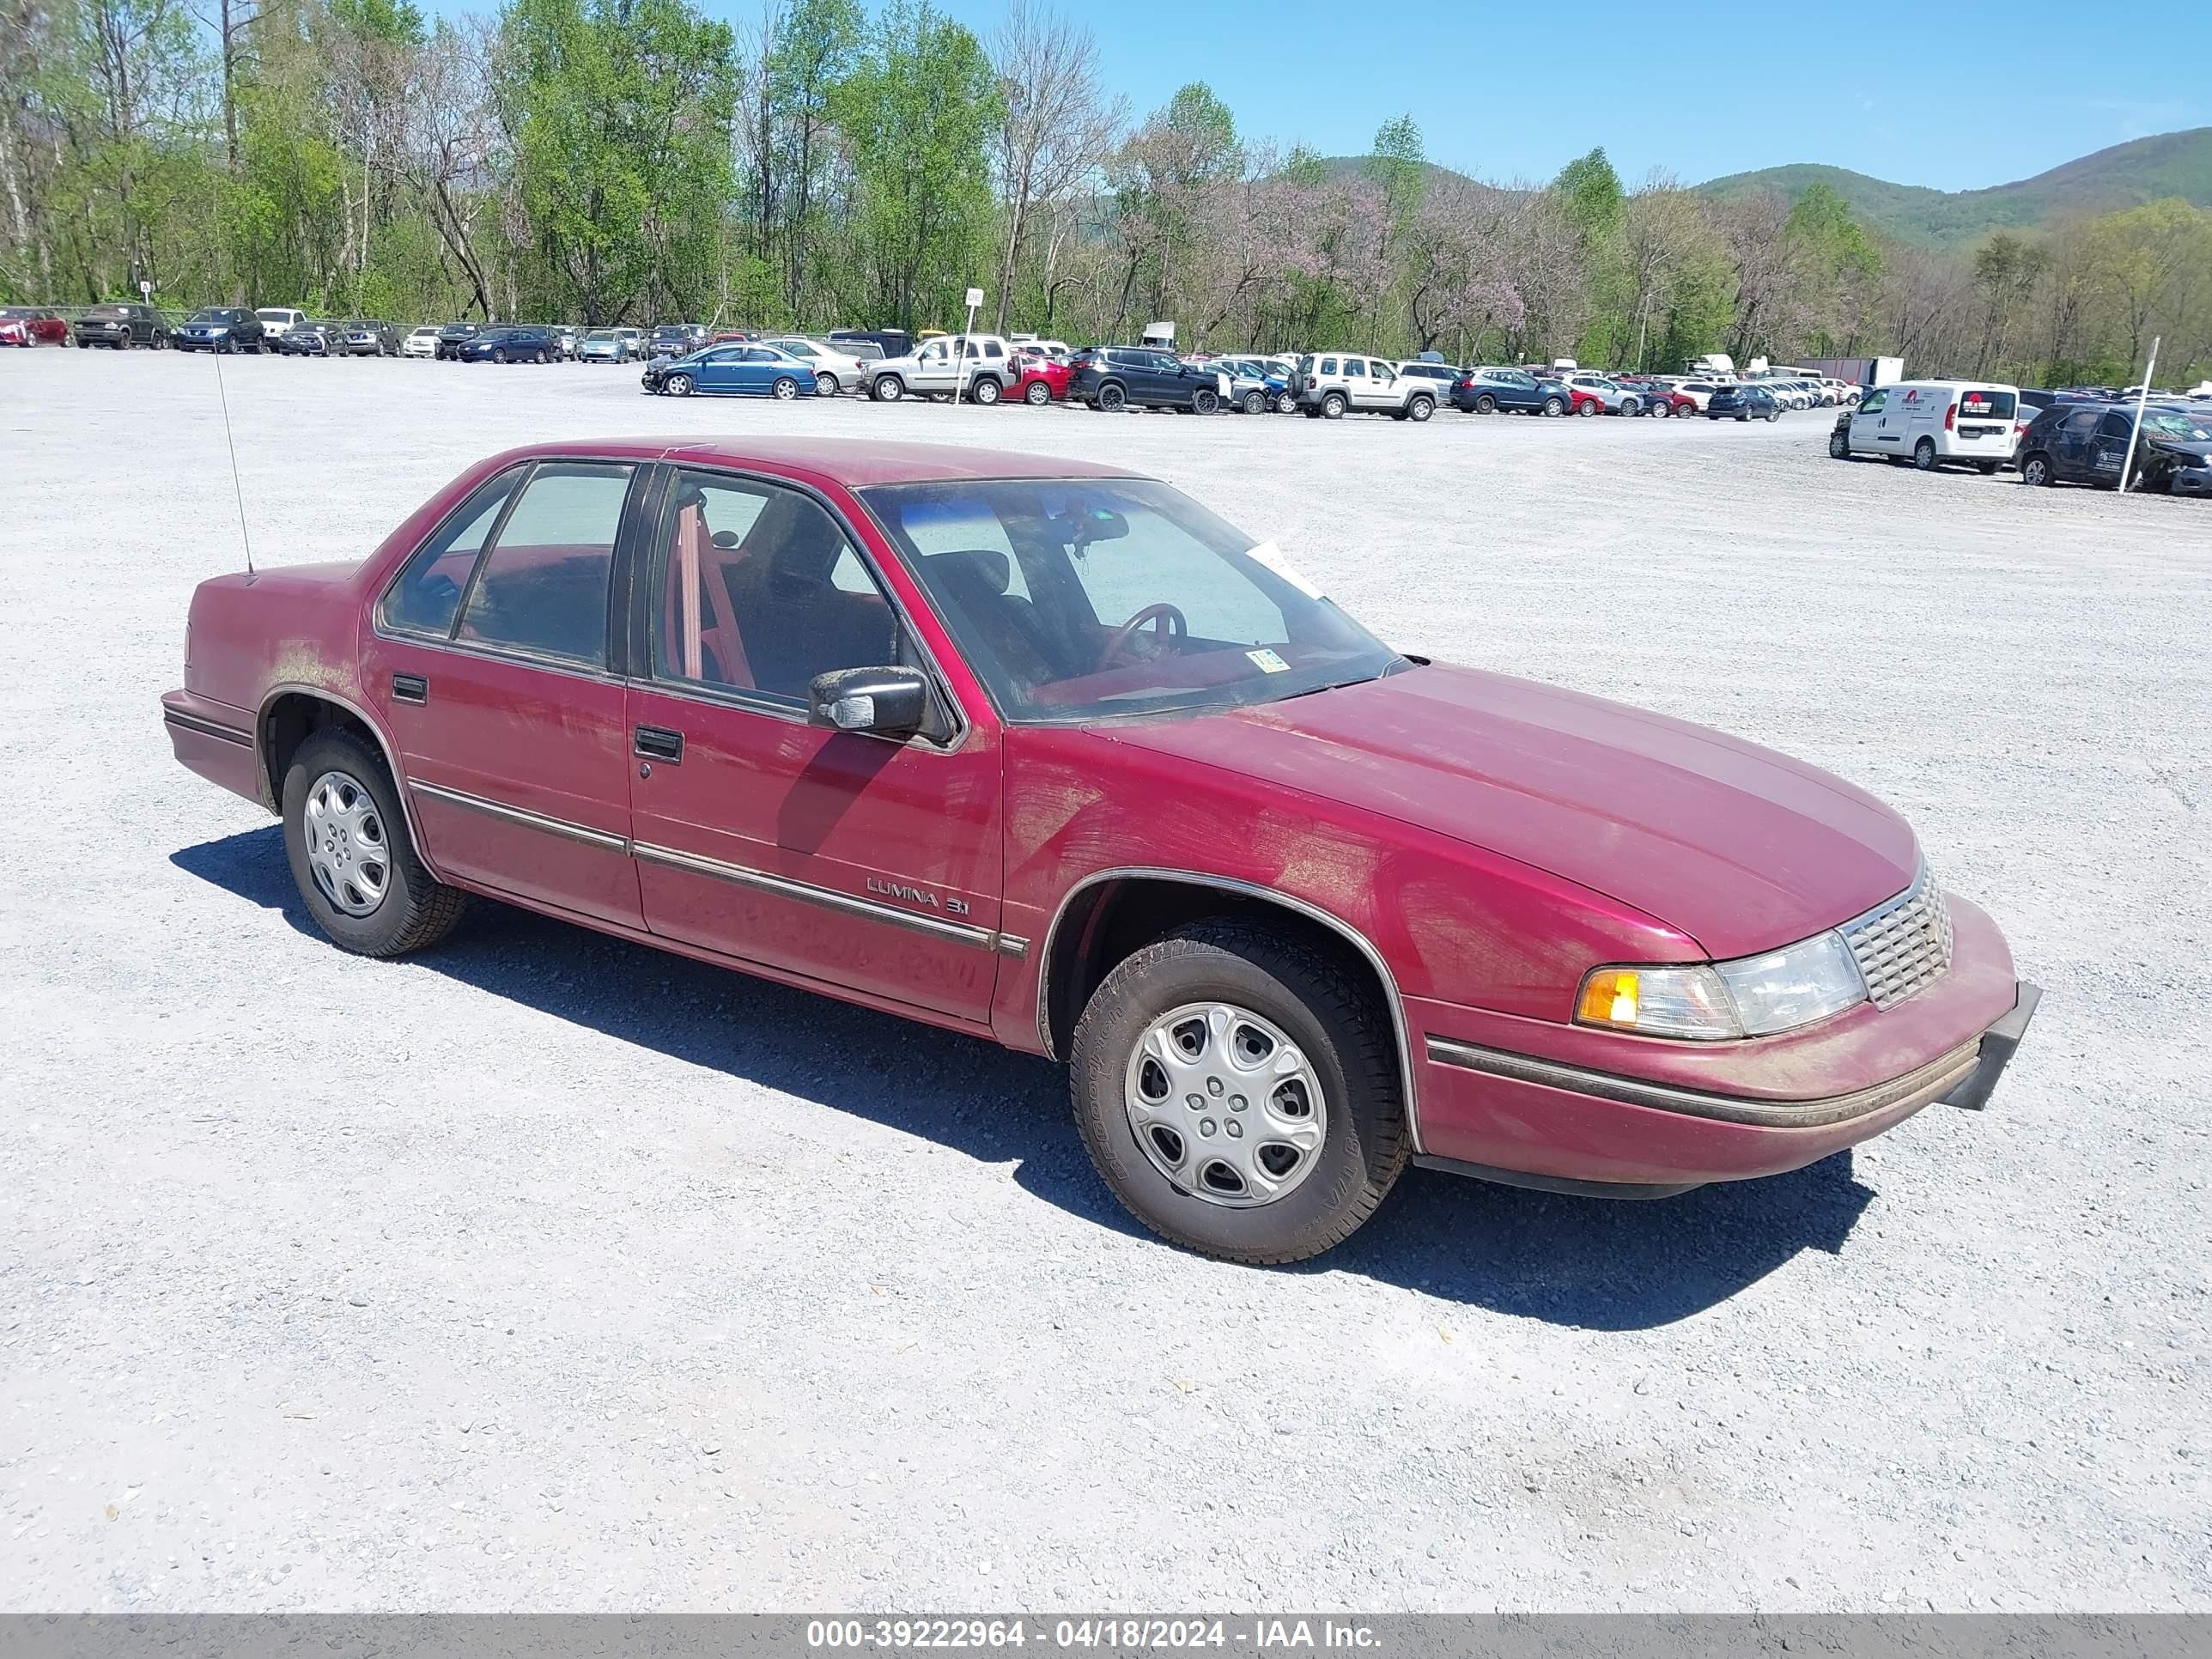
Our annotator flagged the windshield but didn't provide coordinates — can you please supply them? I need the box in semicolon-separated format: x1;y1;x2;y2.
2147;412;2212;441
860;477;1399;722
187;309;231;325
586;329;617;341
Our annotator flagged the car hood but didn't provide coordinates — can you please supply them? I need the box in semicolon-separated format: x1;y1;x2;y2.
1097;663;1918;960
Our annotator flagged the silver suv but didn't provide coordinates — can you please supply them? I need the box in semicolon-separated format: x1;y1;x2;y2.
1290;352;1438;422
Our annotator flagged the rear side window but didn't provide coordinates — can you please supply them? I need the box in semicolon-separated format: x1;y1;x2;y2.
453;463;635;665
2096;412;2130;441
381;475;522;637
1344;359;1364;378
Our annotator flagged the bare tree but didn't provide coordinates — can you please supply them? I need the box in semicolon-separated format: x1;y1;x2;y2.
403;21;498;318
988;0;1119;335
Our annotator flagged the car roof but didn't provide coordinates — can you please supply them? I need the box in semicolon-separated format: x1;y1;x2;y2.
486;436;1145;489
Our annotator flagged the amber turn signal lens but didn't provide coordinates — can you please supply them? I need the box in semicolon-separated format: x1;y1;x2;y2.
1577;969;1638;1026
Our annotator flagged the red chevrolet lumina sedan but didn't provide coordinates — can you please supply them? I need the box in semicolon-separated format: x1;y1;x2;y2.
161;437;2038;1263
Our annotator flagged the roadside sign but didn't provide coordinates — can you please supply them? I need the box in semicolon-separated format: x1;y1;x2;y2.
138;279;152;298
964;288;984;310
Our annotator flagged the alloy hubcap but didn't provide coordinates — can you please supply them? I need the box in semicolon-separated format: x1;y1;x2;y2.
303;770;390;917
1124;1002;1327;1208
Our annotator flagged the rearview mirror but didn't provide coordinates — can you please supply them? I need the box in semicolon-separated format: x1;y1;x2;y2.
807;665;930;740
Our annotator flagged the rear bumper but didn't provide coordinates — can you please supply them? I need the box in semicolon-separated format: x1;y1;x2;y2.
1409;897;2038;1192
161;690;264;809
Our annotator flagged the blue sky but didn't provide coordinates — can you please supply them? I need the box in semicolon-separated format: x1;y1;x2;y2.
793;0;2206;191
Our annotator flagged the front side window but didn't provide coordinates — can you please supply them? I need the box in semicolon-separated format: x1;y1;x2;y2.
446;463;633;665
1858;391;1887;414
653;471;901;704
864;477;1398;722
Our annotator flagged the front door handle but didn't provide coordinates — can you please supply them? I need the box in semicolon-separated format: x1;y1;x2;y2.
634;725;684;763
392;672;428;705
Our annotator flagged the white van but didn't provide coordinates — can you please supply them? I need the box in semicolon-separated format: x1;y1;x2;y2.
1831;379;2021;471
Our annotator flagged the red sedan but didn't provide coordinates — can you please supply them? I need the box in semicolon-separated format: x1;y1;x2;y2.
0;307;70;346
160;437;2036;1263
1565;385;1607;417
1012;351;1072;405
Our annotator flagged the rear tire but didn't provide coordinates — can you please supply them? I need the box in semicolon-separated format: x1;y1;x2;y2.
1275;391;1297;414
1542;396;1564;416
283;729;465;959
1069;921;1409;1266
1474;393;1497;414
1577;400;1596;417
970;375;1002;405
1321;392;1346;419
2021;453;2053;486
1097;382;1126;411
815;372;838;397
772;375;799;400
1028;379;1054;405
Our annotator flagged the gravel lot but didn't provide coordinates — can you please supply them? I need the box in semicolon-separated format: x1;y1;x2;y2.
3;350;2209;1614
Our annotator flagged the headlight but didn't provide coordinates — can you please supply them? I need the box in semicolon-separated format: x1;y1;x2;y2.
1577;931;1865;1041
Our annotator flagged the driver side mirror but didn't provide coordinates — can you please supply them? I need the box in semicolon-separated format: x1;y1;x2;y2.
807;665;931;741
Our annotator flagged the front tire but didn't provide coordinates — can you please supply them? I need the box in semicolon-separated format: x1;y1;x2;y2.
1829;428;1850;459
1069;921;1409;1265
1407;394;1434;422
1242;389;1267;415
1097;382;1127;411
283;730;465;958
665;372;693;398
872;374;905;402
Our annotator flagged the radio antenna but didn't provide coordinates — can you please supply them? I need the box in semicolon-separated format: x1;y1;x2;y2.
212;349;256;576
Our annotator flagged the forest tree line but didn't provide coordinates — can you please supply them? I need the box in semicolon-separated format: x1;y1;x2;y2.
4;0;2208;385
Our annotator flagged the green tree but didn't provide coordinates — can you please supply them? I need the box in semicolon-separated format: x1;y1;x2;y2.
1552;146;1627;363
495;0;738;323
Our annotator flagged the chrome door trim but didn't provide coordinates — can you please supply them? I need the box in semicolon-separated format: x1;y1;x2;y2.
1032;866;1424;1153
632;840;1007;952
407;779;630;854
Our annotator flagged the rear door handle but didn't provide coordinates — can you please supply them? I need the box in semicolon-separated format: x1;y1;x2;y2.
634;725;684;763
392;672;428;705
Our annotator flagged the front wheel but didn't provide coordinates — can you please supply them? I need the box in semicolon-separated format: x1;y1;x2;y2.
1829;428;1850;459
283;730;465;958
872;374;905;402
1242;389;1267;415
1765;407;1781;422
1275;391;1297;414
1097;382;1126;411
1407;394;1434;422
1652;400;1673;418
1069;921;1409;1265
665;373;693;398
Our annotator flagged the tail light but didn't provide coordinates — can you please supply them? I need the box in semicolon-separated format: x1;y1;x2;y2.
1944;402;1958;432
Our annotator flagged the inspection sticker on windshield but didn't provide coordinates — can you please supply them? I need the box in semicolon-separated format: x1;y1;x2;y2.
1246;648;1291;674
1244;540;1327;601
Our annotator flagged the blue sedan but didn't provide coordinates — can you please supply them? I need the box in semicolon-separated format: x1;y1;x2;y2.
646;343;814;398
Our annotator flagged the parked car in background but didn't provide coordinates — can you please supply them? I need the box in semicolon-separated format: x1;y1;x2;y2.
1291;353;1437;421
1706;384;1782;422
254;307;307;339
459;325;558;364
157;436;2039;1264
1668;379;1723;413
648;323;708;358
1449;367;1569;416
2014;401;2212;493
579;328;633;363
1829;380;2019;471
867;334;1022;404
434;321;481;361
647;343;813;399
337;319;399;357
1011;349;1073;405
1070;346;1227;413
1215;356;1296;413
761;336;868;396
1395;360;1464;403
1564;384;1607;417
550;325;580;360
0;307;73;346
616;327;646;358
1209;358;1284;415
172;307;265;354
830;327;914;361
401;325;441;359
72;302;169;349
1565;374;1646;416
276;320;338;357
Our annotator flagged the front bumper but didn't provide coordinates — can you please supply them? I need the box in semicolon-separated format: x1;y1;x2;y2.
2167;463;2212;497
1410;896;2038;1193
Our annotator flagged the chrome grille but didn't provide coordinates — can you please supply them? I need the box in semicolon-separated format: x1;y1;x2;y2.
1841;868;1954;1010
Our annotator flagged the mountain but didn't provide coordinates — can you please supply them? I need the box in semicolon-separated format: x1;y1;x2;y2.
1693;128;2212;246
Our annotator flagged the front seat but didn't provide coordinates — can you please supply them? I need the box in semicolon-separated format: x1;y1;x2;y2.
732;495;896;696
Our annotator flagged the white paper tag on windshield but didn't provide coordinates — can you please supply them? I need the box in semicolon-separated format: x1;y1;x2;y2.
1244;540;1326;601
1246;648;1291;674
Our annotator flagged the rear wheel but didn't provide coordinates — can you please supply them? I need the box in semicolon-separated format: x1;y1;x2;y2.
1028;379;1054;405
1765;406;1781;422
872;374;905;402
814;372;838;397
283;730;465;959
1240;389;1266;415
1652;400;1673;418
1097;382;1126;411
772;374;799;400
1321;392;1346;419
970;375;1003;405
1542;396;1564;417
1577;400;1596;417
1069;921;1408;1265
1914;437;1937;470
2021;453;2053;487
1474;392;1497;414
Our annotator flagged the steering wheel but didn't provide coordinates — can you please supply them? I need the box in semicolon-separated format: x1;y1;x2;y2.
1097;603;1188;670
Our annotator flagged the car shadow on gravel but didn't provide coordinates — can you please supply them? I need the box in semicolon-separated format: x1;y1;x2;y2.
175;823;1875;1329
